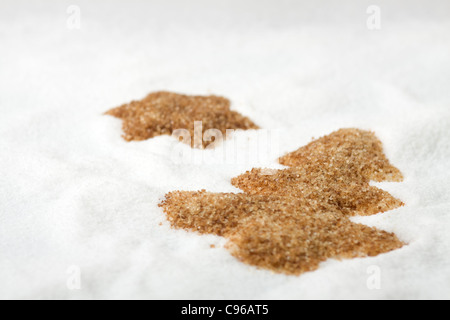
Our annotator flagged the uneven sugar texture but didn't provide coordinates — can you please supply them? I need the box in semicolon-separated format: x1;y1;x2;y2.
227;210;403;275
160;128;405;275
279;128;404;182
232;129;404;216
231;168;403;216
160;191;403;275
160;190;338;237
106;91;259;148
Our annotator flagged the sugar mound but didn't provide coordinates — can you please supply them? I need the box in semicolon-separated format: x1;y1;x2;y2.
106;91;259;148
160;129;405;275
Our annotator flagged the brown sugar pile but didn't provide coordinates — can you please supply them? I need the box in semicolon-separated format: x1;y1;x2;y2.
105;91;259;148
160;191;403;275
162;191;335;237
159;128;405;275
227;209;403;275
232;129;404;216
232;167;403;216
278;128;403;182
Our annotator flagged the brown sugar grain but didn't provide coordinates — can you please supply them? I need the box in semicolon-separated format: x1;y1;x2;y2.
106;91;259;148
159;128;405;275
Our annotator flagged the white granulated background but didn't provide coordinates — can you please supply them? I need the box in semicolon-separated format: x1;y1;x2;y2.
0;0;449;299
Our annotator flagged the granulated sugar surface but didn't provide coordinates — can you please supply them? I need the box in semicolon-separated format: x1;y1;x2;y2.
160;129;405;275
106;91;259;148
4;0;450;299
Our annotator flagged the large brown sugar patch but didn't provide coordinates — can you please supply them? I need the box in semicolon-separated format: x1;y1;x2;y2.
160;128;405;275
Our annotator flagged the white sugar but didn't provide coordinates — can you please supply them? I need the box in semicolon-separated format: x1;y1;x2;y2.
0;0;449;299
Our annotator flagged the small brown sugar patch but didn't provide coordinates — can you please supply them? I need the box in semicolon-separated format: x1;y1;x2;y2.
231;167;403;216
232;128;404;216
159;128;405;275
226;210;403;275
160;191;336;237
105;91;259;148
210;244;216;249
278;128;403;182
